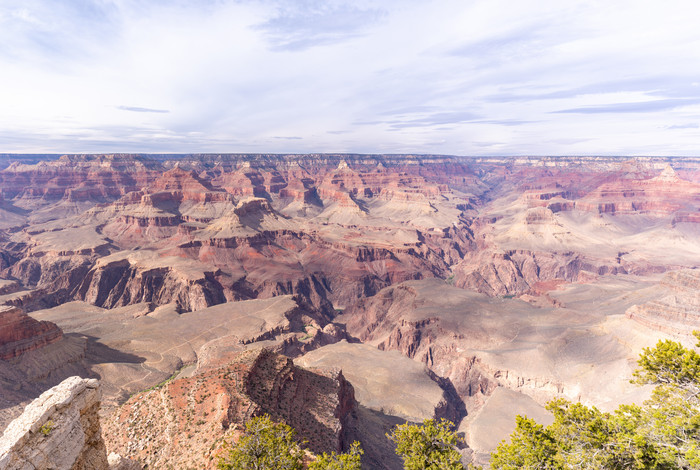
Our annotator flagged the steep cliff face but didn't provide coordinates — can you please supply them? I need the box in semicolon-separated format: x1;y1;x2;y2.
0;377;109;470
573;165;700;216
5;154;697;318
296;341;466;426
0;156;159;225
72;256;226;312
344;282;500;408
104;348;357;469
452;249;627;297
0;306;63;360
626;269;700;334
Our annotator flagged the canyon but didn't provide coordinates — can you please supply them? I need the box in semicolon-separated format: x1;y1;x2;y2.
1;153;699;468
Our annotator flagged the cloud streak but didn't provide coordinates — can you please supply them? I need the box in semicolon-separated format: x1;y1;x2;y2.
117;106;170;114
553;99;700;114
254;2;386;51
0;0;699;155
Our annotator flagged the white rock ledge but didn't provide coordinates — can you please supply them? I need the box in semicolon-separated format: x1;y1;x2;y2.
0;376;109;470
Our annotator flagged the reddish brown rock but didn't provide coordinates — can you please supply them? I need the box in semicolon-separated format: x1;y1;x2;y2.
574;165;700;216
104;348;357;469
0;305;63;360
0;154;159;206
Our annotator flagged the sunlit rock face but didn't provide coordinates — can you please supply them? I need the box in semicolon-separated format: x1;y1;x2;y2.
0;377;109;470
626;269;700;334
103;349;357;469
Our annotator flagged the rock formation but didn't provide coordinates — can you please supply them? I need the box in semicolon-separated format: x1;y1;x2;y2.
626;269;700;334
1;153;700;466
0;306;63;360
104;348;357;469
296;341;465;425
0;376;109;470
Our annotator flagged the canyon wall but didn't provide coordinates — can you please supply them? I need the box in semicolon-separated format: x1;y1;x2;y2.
0;306;62;360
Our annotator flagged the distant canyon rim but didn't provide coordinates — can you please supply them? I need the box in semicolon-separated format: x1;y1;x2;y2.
0;153;699;468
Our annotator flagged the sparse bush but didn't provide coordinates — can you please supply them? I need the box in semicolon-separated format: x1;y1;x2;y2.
39;420;54;436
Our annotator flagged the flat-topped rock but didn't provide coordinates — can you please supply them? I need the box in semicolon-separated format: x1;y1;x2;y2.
296;341;462;424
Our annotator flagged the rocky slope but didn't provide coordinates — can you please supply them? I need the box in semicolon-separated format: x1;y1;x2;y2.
341;276;679;463
104;348;357;469
2;154;698;315
343;277;671;415
27;295;339;411
296;341;465;425
1;153;699;465
0;303;92;430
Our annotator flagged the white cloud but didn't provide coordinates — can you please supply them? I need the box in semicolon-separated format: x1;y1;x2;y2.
0;0;699;154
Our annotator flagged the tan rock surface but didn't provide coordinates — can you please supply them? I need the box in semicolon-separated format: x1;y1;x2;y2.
0;376;108;470
1;154;700;468
29;296;313;409
296;341;461;423
342;277;676;456
626;269;700;334
463;387;554;466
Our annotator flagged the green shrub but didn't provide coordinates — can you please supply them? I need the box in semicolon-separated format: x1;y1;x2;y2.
388;418;464;469
309;441;363;469
218;414;303;470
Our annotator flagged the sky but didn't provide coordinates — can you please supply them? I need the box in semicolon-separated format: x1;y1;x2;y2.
1;0;699;156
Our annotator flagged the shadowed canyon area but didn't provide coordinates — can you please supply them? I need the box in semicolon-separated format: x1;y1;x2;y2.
0;153;699;468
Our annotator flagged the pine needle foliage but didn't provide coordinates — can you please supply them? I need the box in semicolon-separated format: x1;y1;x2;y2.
217;414;304;470
388;418;464;470
308;441;364;470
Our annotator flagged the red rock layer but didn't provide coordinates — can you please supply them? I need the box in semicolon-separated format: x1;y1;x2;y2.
0;154;159;203
0;305;63;360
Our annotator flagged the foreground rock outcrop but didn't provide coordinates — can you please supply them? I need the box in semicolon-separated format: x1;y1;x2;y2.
0;376;108;470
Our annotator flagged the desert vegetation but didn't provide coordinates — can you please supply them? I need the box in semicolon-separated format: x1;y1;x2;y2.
217;414;363;470
218;414;464;470
388;419;464;470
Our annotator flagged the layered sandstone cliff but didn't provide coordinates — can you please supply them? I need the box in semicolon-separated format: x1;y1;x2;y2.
0;306;63;360
626;269;700;334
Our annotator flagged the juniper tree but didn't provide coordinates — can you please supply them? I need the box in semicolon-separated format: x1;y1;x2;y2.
218;414;304;470
388;418;464;470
